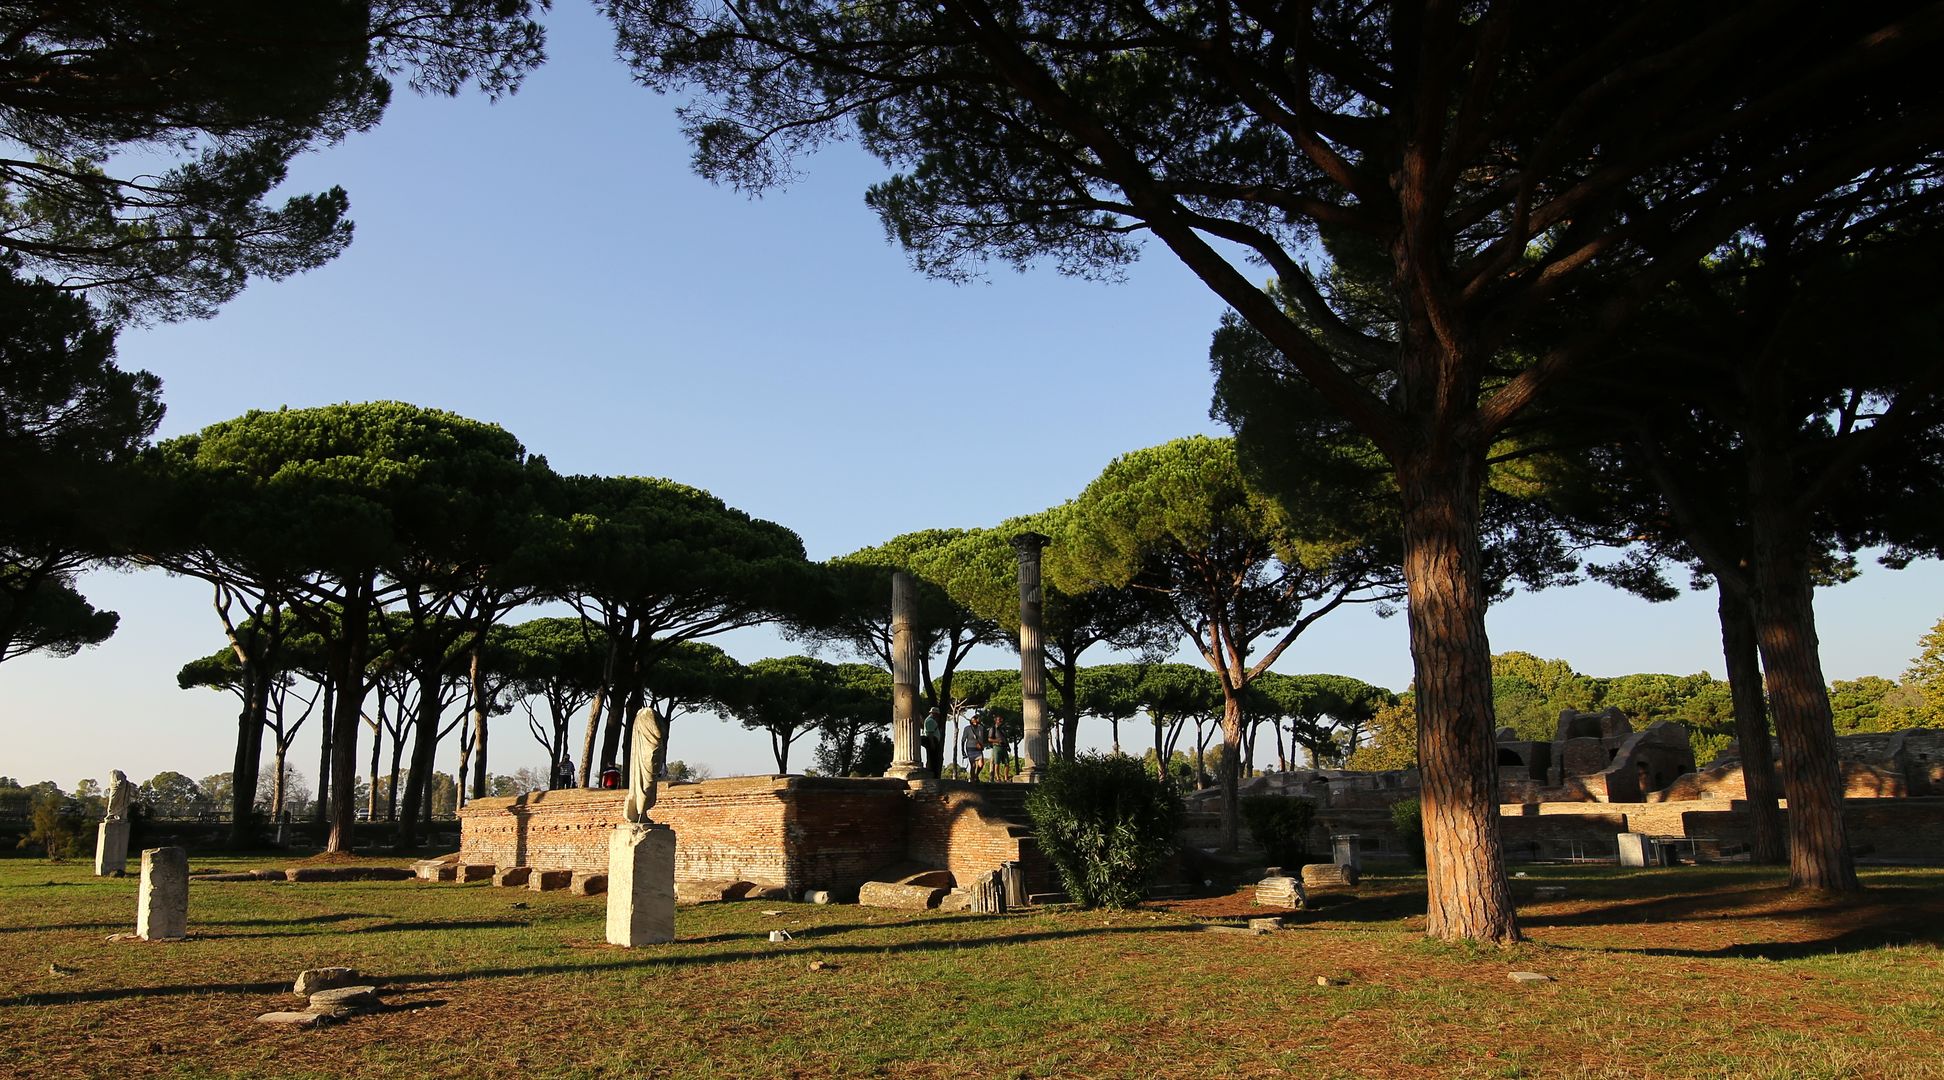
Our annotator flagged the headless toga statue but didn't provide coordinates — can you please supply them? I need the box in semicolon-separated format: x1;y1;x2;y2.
106;770;135;821
623;706;665;823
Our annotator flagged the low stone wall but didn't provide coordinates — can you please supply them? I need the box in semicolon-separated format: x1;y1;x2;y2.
458;776;1039;897
1183;794;1944;866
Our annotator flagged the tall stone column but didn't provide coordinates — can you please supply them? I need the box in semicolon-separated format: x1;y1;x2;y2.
884;570;928;779
1014;532;1050;783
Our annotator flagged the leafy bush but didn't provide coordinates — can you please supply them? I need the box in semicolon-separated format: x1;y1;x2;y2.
1025;753;1182;909
1390;797;1426;866
1239;796;1315;867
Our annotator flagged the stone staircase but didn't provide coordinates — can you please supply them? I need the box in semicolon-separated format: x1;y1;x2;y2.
966;784;1033;828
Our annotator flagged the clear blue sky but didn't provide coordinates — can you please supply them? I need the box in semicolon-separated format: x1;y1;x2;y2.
5;5;1939;790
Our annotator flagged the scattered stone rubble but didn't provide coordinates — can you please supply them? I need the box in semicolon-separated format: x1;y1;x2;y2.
256;969;385;1028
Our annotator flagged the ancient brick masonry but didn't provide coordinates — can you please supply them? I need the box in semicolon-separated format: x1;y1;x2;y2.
459;776;1047;897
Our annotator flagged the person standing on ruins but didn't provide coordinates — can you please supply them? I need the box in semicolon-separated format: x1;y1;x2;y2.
961;712;985;782
923;707;943;774
986;710;1009;782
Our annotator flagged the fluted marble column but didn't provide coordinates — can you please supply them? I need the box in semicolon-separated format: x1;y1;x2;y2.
1013;532;1049;782
884;570;928;778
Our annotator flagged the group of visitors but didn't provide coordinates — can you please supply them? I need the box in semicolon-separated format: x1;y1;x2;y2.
947;706;1014;782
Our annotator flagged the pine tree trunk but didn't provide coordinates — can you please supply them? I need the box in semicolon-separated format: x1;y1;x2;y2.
386;725;406;824
1059;652;1081;762
366;708;381;821
600;689;627;779
578;689;604;788
467;646;491;799
271;743;288;820
1399;448;1520;944
1717;582;1785;863
227;667;268;848
1217;694;1243;853
314;680;334;828
326;585;371;853
397;667;441;848
1747;505;1857;891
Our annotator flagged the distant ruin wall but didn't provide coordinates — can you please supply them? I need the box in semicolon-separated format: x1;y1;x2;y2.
458;776;1039;895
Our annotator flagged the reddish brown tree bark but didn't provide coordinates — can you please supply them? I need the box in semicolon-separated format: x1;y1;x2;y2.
1716;583;1785;864
1400;445;1521;944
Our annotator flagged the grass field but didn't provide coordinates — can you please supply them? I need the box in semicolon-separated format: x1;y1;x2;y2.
2;856;1941;1079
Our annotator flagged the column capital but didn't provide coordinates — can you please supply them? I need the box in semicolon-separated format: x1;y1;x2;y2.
1010;531;1049;556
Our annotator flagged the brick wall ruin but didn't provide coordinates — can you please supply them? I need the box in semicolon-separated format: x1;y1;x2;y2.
458;776;1046;897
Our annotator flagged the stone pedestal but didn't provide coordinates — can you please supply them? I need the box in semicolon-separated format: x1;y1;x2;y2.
1617;832;1665;867
605;823;675;947
95;819;130;876
137;846;189;941
1331;834;1362;871
999;860;1026;908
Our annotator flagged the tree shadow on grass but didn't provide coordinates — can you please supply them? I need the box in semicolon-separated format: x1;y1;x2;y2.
0;921;124;934
1553;921;1938;961
0;922;1201;1008
203;912;378;930
205;917;531;939
1519;884;1944;930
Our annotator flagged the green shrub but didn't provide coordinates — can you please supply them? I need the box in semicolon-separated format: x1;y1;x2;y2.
1024;753;1182;909
17;790;79;860
1239;796;1316;867
1390;797;1426;866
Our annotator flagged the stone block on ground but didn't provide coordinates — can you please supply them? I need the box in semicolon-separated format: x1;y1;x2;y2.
1300;863;1359;890
1254;876;1307;910
857;881;946;910
528;869;573;891
1248;916;1287;932
285;866;416;883
606;822;676;948
307;985;379;1012
743;883;791;901
1203;923;1267;936
570;871;608;897
454;863;498;884
492;866;532;888
936;889;973;913
256;1011;329;1028
1508;971;1554;984
293;967;359;997
676;879;748;904
1532;885;1566;900
803;890;833;905
137;847;188;941
413;859;458;882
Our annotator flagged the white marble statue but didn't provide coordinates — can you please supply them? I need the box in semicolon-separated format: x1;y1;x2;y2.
623;706;664;823
106;770;135;821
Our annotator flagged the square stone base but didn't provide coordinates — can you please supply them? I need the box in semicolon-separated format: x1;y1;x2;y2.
96;819;130;876
606;823;675;947
138;847;188;941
